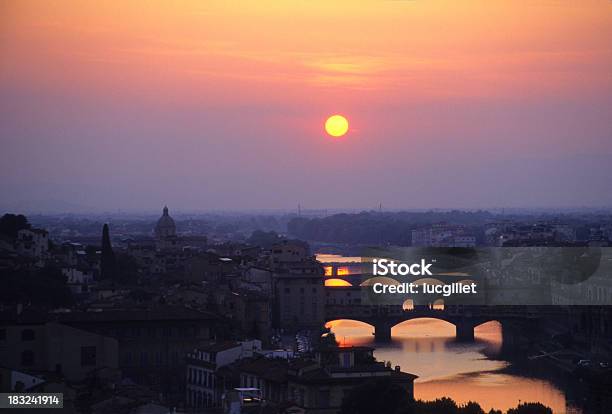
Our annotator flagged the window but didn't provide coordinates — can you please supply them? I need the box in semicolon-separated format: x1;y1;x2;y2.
284;287;290;293
80;346;97;366
0;329;6;340
21;329;35;341
21;350;34;366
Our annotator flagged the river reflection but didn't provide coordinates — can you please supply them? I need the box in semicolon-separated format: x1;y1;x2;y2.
326;319;573;413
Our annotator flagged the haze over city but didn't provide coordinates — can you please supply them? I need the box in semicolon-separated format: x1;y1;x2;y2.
1;0;612;212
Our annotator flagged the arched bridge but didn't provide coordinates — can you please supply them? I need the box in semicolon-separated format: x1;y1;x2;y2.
325;303;544;342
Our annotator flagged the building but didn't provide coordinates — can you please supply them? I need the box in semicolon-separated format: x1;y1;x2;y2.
286;346;416;414
554;224;576;242
15;228;49;264
10;305;223;403
185;340;261;410
452;235;477;248
270;240;309;268
0;322;118;383
411;224;476;247
495;223;557;246
185;252;239;283
151;206;208;253
155;206;177;240
273;260;325;331
243;266;274;295
154;206;178;250
221;289;272;341
0;367;45;392
237;357;291;405
63;267;95;295
232;345;417;414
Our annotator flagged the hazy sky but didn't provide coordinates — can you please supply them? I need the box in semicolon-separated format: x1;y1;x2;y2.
1;0;611;212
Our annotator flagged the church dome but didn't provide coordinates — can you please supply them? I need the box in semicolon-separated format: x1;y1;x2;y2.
155;206;176;239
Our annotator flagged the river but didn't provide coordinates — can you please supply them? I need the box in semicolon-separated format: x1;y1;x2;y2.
325;318;580;413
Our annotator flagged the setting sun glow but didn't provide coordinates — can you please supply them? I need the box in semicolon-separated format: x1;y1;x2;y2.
325;115;349;137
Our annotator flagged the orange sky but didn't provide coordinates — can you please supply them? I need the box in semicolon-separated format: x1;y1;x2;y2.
4;1;611;104
1;1;611;210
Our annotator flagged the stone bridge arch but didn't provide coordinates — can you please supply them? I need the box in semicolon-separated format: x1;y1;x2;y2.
325;311;504;343
380;314;491;342
324;318;375;331
324;318;375;342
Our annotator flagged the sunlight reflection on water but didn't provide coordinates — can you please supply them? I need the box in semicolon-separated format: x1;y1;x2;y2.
326;319;571;413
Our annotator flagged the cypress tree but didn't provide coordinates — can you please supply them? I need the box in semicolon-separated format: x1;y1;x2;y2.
100;223;116;280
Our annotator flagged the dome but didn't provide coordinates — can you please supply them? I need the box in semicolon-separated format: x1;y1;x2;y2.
155;206;176;239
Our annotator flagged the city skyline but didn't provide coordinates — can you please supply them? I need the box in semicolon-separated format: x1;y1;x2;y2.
2;3;612;413
1;0;612;211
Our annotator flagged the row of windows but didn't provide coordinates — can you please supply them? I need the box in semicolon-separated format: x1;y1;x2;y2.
187;367;215;388
242;374;262;389
586;287;612;303
0;329;35;342
20;346;96;367
187;388;215;408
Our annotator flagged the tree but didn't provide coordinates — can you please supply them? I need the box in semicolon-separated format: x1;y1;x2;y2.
506;403;552;414
246;230;284;248
100;223;116;280
460;401;485;414
340;378;412;414
413;397;458;414
0;213;30;238
319;329;338;348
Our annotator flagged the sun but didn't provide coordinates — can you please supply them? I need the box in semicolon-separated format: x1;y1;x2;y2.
325;114;349;137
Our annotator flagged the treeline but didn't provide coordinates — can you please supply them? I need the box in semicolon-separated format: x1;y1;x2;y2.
287;211;493;245
340;378;553;414
0;213;31;238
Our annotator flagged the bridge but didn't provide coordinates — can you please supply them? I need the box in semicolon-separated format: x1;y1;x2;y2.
324;303;545;342
320;262;560;343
